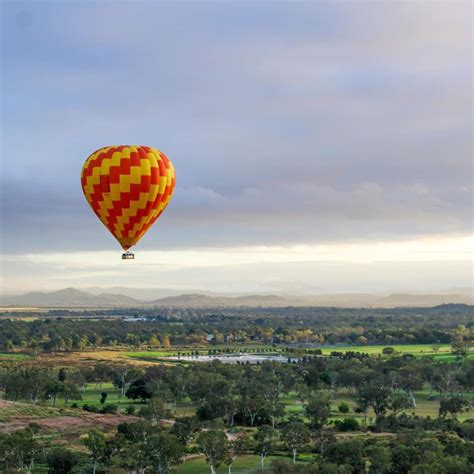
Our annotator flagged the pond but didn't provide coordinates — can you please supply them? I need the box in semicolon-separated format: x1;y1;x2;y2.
162;353;298;364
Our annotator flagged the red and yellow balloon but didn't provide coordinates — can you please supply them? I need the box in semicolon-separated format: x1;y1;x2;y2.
81;145;175;252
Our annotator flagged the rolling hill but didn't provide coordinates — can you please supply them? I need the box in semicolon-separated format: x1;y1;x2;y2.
1;288;472;308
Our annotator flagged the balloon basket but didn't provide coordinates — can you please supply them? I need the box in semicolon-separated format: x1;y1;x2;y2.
122;251;135;260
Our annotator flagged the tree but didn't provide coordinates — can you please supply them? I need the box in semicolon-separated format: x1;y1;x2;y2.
160;334;171;349
144;432;183;474
391;393;412;415
356;382;392;431
46;448;79;474
113;366;143;397
43;380;63;407
61;381;82;406
431;344;441;354
367;445;392;474
305;391;331;428
439;396;470;419
323;439;366;474
281;422;310;464
100;392;108;404
170;416;200;449
126;379;153;402
239;381;266;426
139;398;167;424
58;368;67;382
254;425;274;470
0;428;40;474
338;401;350;414
149;335;161;348
451;326;471;356
83;429;108;474
224;436;252;474
198;429;229;474
116;421;152;473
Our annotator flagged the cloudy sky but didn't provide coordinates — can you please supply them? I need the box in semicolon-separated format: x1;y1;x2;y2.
1;1;472;294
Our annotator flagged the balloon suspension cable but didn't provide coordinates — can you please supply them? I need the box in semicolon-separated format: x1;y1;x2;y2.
122;251;135;260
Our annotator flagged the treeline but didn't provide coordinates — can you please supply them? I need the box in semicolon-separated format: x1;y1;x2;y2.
0;304;473;351
2;421;474;473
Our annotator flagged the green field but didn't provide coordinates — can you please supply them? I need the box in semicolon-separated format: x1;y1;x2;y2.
70;382;132;407
177;455;302;473
71;380;474;422
123;343;472;363
0;352;31;360
317;343;452;355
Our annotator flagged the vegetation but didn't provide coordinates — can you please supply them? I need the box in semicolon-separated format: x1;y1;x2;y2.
0;304;472;352
0;304;472;472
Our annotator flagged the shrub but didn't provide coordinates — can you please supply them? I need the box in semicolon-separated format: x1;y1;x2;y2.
335;417;360;432
338;401;350;414
101;403;118;414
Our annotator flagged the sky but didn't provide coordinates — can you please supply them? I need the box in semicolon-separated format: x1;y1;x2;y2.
1;0;472;294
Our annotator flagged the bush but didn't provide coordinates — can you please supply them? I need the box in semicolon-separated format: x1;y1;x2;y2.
46;448;79;474
335;417;360;432
338;402;350;414
82;404;97;413
100;403;118;414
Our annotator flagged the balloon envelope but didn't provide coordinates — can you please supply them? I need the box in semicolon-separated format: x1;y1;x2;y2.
81;145;175;250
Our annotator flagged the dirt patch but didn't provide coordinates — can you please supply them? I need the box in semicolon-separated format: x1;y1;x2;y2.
39;413;130;431
0;400;135;434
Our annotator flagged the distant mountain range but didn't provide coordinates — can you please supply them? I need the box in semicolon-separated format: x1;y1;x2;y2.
0;288;140;308
0;287;472;308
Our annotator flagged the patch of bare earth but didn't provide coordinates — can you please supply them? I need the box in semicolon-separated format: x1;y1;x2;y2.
0;400;135;434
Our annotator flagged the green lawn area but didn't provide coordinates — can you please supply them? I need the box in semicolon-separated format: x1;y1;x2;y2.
176;455;305;473
317;344;452;356
0;352;31;360
280;386;474;422
70;382;142;408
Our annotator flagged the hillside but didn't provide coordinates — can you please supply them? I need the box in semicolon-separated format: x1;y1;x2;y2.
1;287;472;308
0;287;140;307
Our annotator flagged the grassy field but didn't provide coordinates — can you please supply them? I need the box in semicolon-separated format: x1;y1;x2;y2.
317;343;452;355
70;381;474;422
177;455;302;473
0;352;32;360
70;382;133;408
315;344;474;361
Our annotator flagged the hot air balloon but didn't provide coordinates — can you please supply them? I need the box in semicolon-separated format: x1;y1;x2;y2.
81;145;175;259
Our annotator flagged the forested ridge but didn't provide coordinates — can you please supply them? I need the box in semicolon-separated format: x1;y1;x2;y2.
0;304;472;352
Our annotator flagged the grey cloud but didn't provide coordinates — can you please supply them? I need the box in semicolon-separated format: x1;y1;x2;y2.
1;1;472;253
